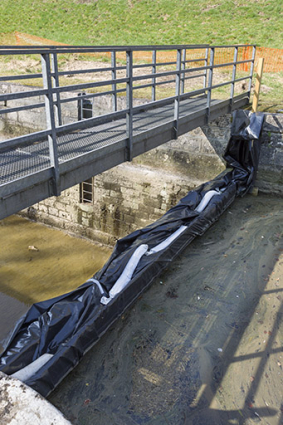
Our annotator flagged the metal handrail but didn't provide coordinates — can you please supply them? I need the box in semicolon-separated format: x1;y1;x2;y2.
0;44;256;195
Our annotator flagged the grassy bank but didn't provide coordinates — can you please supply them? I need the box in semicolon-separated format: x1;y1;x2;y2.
0;0;282;48
0;0;282;112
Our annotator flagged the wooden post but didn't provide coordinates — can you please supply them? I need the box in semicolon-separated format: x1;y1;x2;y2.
252;57;264;113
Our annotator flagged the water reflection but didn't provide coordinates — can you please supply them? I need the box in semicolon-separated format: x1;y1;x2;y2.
0;215;111;354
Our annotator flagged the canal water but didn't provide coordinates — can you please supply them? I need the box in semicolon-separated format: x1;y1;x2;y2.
0;215;111;355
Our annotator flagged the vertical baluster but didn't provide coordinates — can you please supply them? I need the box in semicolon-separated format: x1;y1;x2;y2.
151;49;156;102
174;49;182;139
112;51;117;112
180;48;186;95
206;47;214;123
248;46;256;99
41;53;60;196
126;49;133;161
230;46;238;110
51;51;62;126
203;47;209;89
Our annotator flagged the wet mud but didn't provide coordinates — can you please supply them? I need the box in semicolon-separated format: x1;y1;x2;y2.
0;216;111;354
48;194;283;425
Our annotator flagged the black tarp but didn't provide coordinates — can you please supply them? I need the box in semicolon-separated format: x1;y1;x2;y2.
0;111;264;397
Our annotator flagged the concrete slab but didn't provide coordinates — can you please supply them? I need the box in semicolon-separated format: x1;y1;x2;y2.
0;372;72;425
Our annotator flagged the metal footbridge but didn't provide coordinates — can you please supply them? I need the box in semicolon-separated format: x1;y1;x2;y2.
0;44;255;219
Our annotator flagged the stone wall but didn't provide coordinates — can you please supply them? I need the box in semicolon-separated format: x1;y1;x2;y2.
256;114;283;194
22;113;283;246
24;125;226;246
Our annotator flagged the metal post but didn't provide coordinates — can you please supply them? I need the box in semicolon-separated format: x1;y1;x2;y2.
174;49;182;139
180;48;186;95
51;52;62;126
248;46;256;98
206;47;215;123
151;49;157;102
126;50;133;161
203;47;209;89
41;53;60;196
230;46;238;110
77;93;83;121
78;92;92;120
111;51;117;112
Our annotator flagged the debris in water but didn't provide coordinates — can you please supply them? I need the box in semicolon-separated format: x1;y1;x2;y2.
28;245;39;252
204;285;214;292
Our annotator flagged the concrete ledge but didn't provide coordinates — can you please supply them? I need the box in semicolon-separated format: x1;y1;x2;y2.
0;372;71;425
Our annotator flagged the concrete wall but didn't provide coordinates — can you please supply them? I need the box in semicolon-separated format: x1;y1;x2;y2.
24;125;226;246
0;82;148;136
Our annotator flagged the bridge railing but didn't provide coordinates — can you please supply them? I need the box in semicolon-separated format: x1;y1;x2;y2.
0;44;255;197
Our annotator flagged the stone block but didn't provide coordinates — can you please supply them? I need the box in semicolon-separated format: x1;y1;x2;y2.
59;211;71;221
48;207;59;217
38;204;48;214
54;201;68;211
81;217;89;227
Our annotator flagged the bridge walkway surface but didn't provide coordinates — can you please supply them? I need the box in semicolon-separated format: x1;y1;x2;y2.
0;44;255;219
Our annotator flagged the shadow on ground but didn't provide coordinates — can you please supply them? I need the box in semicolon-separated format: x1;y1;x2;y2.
49;194;283;425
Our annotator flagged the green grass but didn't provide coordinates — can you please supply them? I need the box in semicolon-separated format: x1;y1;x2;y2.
0;0;282;112
256;72;283;113
0;0;282;48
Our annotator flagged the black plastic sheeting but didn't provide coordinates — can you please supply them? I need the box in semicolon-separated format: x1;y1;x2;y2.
0;111;264;397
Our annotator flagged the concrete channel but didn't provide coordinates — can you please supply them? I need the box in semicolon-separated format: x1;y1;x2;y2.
0;112;282;424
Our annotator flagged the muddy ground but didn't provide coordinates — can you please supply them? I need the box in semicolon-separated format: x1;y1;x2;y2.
45;193;283;425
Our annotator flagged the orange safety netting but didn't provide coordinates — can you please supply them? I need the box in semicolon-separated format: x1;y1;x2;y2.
11;32;283;73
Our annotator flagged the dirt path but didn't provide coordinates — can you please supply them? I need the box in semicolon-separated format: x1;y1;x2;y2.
0;57;255;97
48;193;283;425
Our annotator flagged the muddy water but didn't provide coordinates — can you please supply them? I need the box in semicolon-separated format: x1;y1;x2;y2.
0;216;111;354
48;194;283;425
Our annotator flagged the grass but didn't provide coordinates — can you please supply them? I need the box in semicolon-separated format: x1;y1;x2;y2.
0;0;282;48
0;0;282;112
256;72;283;113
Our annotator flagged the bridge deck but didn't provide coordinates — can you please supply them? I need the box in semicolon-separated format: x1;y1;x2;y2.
1;96;211;185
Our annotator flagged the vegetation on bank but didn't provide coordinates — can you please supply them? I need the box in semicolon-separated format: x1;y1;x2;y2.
0;0;282;112
0;0;282;48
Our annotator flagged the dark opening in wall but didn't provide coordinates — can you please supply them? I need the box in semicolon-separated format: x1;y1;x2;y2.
80;178;93;204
